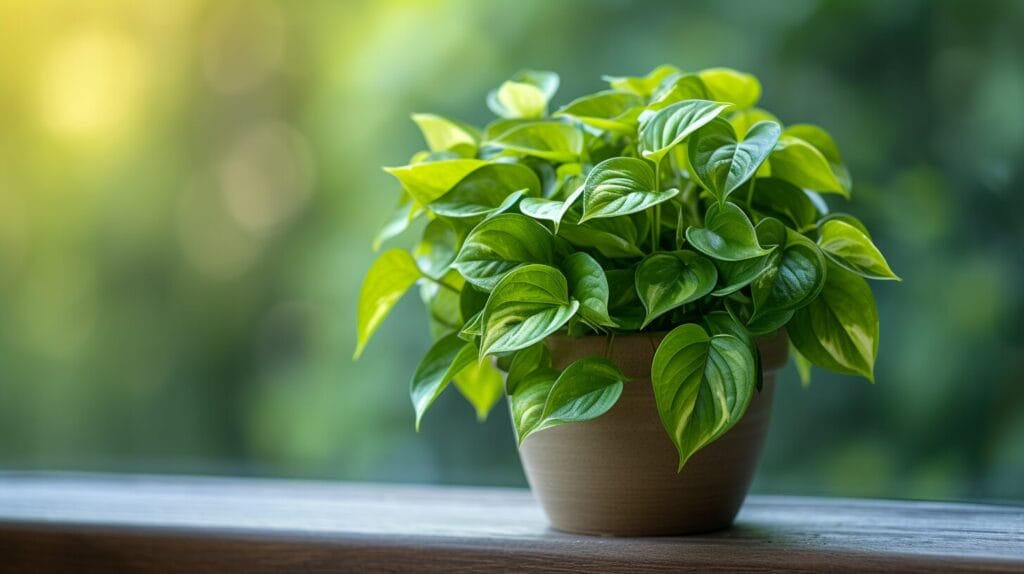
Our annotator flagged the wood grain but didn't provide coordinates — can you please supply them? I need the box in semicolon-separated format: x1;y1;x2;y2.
0;473;1021;573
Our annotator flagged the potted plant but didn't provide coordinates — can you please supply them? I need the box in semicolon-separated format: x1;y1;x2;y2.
355;65;898;536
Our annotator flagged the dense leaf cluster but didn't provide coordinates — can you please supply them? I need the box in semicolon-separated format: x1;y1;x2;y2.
356;65;897;469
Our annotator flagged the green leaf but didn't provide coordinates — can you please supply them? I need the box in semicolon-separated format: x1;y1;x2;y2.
384;159;488;206
704;310;762;390
652;323;757;470
784;123;851;191
454;358;505;421
698;67;762;109
489;122;583;162
712;255;770;297
480;264;580;356
509;368;557;442
558;216;645;259
354;249;422;358
563;252;617;327
750;178;822;231
649;74;710;110
603;64;680;97
751;230;827;321
453;214;555;289
769;135;849;197
788;263;878;381
685;202;770;261
638;100;732;164
487;70;558;119
790;341;813;387
635;251;717;327
688;118;781;202
411;113;479;156
530;357;626;436
819;212;871;238
581;157;679;221
460;310;483;339
372;198;418;250
431;163;541;218
519;184;584;231
818;220;900;280
555;90;644;133
410;335;477;430
729;108;779;137
414;218;459;278
505;343;552;394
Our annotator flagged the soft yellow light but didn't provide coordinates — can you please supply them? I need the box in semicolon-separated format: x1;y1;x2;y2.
38;29;146;140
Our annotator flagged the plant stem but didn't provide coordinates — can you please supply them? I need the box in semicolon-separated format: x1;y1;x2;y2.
651;157;662;252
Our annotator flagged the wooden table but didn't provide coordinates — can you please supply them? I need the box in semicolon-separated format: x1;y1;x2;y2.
1;473;1021;572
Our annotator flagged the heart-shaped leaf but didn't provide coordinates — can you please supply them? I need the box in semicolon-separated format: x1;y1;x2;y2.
750;178;822;232
487;70;558;119
410;334;477;429
649;74;710;110
354;249;422;358
489;122;583;162
818;220;900;280
697;67;762;109
453;214;555;289
384;159;488;206
581;157;679;221
431;163;541;218
509;368;558;442
454;358;505;421
729;108;779;138
528;357;627;438
785;123;852;191
638;100;732;164
558;215;646;258
555;90;644;134
788;263;878;381
688;118;781;202
603;64;680;97
751;230;827;321
636;251;717;327
712;255;771;297
480;264;580;356
519;184;584;230
685;202;770;261
411;113;479;156
769;135;849;197
563;252;617;327
652;323;756;470
505;343;552;394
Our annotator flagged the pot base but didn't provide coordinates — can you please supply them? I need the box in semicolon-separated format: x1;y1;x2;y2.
518;331;787;537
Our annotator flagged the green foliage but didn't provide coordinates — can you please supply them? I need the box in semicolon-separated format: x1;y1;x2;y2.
357;66;895;471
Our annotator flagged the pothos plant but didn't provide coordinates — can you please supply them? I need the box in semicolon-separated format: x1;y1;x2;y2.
356;65;898;470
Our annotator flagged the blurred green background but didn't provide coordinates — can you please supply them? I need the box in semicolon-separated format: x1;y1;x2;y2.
1;0;1022;502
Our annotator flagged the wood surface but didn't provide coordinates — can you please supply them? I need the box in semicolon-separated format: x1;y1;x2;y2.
0;473;1021;573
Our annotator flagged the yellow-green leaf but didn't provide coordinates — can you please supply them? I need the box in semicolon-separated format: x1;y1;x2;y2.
354;249;422;358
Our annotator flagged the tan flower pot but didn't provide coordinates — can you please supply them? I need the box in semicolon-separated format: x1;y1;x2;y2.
518;330;789;536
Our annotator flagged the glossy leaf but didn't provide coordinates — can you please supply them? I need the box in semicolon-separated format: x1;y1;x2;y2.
729;108;779;137
410;335;477;429
555;90;644;133
509;368;558;442
751;231;827;321
712;255;771;297
454;358;505;421
649;74;710;110
453;214;555;289
489;122;583;162
788;263;879;381
638;100;732;164
519;184;584;230
652;324;756;470
505;343;552;394
818;220;900;280
785;123;851;191
603;64;680;97
685;202;770;261
605;268;644;330
558;216;645;258
688;118;781;202
487;70;559;119
563;252;617;327
411;113;479;156
698;67;762;109
581;157;679;221
384;159;488;206
480;265;580;356
531;357;627;435
354;249;422;358
414;218;459;278
750;178;821;231
769;135;849;197
431;163;541;218
636;251;717;327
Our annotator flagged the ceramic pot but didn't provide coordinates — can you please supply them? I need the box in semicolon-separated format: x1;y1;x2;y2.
518;330;788;536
